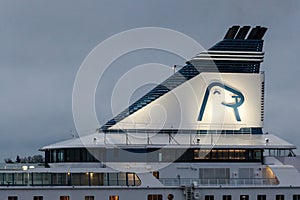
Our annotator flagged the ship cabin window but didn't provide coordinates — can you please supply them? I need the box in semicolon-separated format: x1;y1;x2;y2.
276;195;284;200
148;194;162;200
191;149;262;162
240;195;249;200
46;148;263;163
0;172;140;187
223;195;231;200
293;195;300;200
152;171;159;179
205;195;214;200
0;173;27;186
33;196;43;200
257;195;266;200
8;197;18;200
167;194;174;200
85;196;94;200
60;196;70;200
109;195;119;200
48;148;99;163
194;149;201;159
263;149;295;157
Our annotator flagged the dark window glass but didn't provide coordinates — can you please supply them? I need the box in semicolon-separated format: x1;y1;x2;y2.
152;171;159;179
257;195;266;200
276;195;284;200
205;195;214;200
60;196;70;200
52;150;57;162
194;149;200;159
81;149;87;161
223;195;231;200
58;149;64;162
33;197;43;200
85;196;94;200
8;197;18;200
294;195;300;200
148;194;163;200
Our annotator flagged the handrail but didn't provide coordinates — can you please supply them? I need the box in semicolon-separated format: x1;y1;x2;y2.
96;128;256;146
159;178;279;186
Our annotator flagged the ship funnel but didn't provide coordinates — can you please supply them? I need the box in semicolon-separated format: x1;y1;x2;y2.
224;25;240;39
247;26;268;40
235;26;251;39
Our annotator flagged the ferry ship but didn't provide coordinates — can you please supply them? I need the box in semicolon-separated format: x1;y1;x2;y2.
1;25;300;200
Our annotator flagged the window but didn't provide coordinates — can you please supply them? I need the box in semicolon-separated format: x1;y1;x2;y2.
167;194;174;200
60;196;70;200
240;195;249;200
205;195;214;200
152;171;159;179
33;197;43;200
257;195;266;200
148;194;162;200
85;196;94;200
276;195;284;200
294;195;300;200
194;149;201;159
109;195;119;200
223;195;232;200
8;197;18;200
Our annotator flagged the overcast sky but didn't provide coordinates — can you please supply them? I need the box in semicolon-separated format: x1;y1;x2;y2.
0;0;300;160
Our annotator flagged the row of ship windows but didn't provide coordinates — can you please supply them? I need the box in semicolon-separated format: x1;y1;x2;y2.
46;148;263;163
8;196;117;200
0;172;141;186
193;149;262;161
206;194;300;200
6;194;300;200
7;195;164;200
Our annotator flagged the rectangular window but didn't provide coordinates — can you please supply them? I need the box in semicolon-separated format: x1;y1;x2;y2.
223;195;231;200
240;195;249;200
109;195;119;200
205;195;214;200
85;196;94;200
148;194;163;200
294;195;300;200
8;197;18;200
276;195;284;200
194;149;200;159
257;195;266;200
33;197;43;200
108;173;118;186
60;196;70;200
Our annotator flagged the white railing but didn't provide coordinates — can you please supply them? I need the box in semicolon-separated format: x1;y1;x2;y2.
159;178;279;186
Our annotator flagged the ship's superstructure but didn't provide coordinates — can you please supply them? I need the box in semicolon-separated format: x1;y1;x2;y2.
1;26;300;200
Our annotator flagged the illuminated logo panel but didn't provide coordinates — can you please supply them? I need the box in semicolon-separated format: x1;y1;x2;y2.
111;73;263;130
198;82;245;122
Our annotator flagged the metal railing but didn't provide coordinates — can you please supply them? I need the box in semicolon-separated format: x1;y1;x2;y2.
159;178;279;186
96;128;255;146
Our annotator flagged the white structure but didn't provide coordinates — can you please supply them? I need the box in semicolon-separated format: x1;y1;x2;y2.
1;25;300;200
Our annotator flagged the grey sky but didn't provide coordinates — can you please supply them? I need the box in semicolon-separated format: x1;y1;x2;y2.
0;0;300;160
